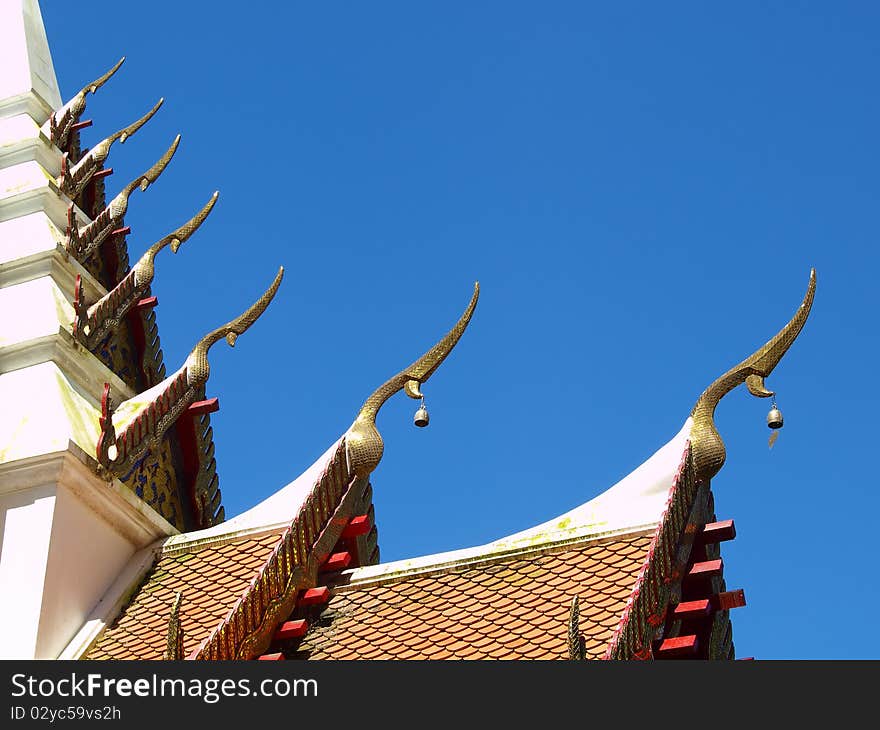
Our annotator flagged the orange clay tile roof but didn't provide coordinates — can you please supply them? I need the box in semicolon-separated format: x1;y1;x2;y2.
294;530;653;660
87;529;284;660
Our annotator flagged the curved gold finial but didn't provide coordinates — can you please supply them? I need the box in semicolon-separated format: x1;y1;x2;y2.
132;191;219;287
346;282;480;478
121;134;181;199
75;193;220;347
71;136;182;263
49;57;125;148
185;266;284;387
83;56;126;96
690;269;816;482
60;99;164;198
118;98;164;145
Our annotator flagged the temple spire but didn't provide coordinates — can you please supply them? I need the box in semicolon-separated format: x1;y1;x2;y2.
0;0;62;118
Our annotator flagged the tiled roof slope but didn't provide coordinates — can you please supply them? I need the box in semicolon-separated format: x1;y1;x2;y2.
87;529;284;660
294;531;653;660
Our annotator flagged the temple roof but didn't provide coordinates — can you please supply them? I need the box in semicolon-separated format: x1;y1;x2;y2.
2;0;820;662
86;528;285;660
78;424;691;660
295;529;653;660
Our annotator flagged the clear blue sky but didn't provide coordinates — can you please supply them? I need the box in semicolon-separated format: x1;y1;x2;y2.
44;2;877;659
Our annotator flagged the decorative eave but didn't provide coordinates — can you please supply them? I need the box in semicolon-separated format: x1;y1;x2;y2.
95;266;283;485
72;192;218;350
605;269;817;659
603;444;695;659
172;284;481;660
44;57;124;152
65;134;180;264
190;440;359;660
58;98;163;199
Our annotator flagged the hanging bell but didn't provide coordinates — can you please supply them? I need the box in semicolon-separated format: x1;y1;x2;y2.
766;403;783;430
413;400;430;428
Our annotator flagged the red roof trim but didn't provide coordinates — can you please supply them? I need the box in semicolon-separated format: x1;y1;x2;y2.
603;442;696;660
189;440;363;660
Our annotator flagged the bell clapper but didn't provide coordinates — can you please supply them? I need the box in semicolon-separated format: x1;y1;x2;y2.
413;397;430;428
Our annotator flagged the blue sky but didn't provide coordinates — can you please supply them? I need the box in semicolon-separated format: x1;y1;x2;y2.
44;2;877;659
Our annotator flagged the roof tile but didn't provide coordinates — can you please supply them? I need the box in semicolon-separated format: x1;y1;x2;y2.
87;530;284;660
298;532;652;660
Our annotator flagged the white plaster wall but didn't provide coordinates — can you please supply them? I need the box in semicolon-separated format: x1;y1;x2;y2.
0;276;72;346
0;0;62;113
0;160;51;201
0;362;100;465
0;211;61;263
35;483;136;659
0;485;55;658
0;113;40;148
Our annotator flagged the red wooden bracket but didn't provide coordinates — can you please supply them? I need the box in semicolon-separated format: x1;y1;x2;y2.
274;620;308;641
699;520;736;543
673;599;712;620
341;514;371;539
111;226;131;237
93;168;114;181
656;635;699;658
321;552;351;572
136;296;158;311
687;559;723;579
186;398;219;417
712;589;747;611
257;653;284;661
299;586;330;606
70;119;93;133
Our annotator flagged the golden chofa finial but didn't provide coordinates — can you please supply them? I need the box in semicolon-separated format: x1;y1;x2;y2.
59;98;164;199
185;266;285;388
67;135;181;262
48;57;125;149
346;282;480;479
73;192;219;349
690;269;816;483
96;267;284;477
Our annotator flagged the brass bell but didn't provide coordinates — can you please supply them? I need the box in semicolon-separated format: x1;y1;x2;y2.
413;401;430;428
766;403;783;430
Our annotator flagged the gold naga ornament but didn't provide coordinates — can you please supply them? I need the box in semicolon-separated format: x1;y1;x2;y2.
73;192;219;350
346;282;480;479
96;267;284;478
57;98;164;199
689;269;816;483
45;57;125;150
66;134;180;264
